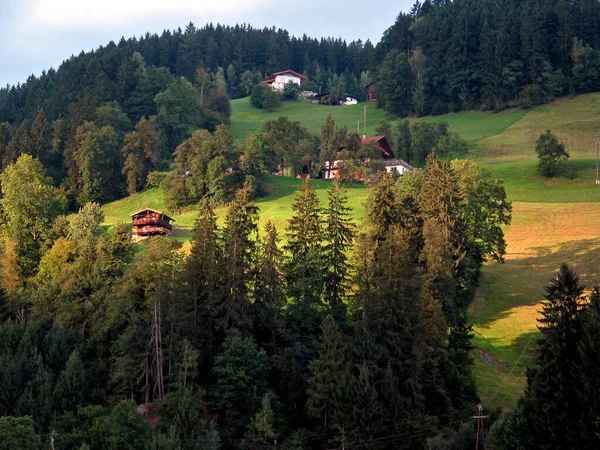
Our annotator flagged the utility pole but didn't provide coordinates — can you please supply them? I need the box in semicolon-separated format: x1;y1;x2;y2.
357;120;360;134
473;403;488;450
596;137;600;184
363;105;367;137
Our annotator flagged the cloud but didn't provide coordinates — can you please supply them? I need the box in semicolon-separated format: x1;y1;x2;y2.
30;0;274;29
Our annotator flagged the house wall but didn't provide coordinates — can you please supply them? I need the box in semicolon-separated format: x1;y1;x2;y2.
342;96;358;105
385;165;410;175
366;85;377;102
272;74;301;91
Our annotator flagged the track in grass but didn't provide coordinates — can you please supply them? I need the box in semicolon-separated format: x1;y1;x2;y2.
470;201;600;408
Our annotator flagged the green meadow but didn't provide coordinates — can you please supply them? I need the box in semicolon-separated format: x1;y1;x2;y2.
230;97;393;141
103;93;600;409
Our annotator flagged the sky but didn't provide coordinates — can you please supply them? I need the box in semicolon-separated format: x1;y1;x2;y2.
0;0;414;88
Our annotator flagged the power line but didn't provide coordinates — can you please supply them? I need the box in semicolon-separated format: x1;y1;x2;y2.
473;403;488;450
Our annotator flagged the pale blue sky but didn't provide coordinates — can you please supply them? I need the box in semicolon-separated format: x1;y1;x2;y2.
0;0;414;88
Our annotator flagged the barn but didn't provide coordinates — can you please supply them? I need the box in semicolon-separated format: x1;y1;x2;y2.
261;70;307;91
365;82;377;102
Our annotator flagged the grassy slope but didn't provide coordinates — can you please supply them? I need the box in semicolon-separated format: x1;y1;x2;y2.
104;93;600;409
474;94;600;202
230;97;393;141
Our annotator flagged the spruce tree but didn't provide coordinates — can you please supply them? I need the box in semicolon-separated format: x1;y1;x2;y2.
186;199;222;366
323;179;355;310
306;315;351;445
284;178;325;331
30;109;52;161
366;171;400;241
573;285;600;445
518;263;586;449
218;185;259;333
253;220;285;352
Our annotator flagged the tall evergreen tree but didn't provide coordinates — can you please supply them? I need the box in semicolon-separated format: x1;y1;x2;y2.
366;171;400;241
323;179;355;310
306;315;351;446
185;199;222;373
253;220;285;352
517;263;586;449
30;109;52;161
284;179;325;331
217;185;259;333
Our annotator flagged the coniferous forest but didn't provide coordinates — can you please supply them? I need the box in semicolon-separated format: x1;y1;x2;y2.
2;0;600;449
0;156;513;449
376;0;600;115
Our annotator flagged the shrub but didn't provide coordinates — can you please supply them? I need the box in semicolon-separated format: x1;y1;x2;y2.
251;84;280;110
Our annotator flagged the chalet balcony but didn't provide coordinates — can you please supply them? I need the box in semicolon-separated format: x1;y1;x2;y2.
133;216;173;230
133;225;172;236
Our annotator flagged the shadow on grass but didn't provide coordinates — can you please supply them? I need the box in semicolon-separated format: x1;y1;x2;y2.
471;236;600;329
474;330;541;409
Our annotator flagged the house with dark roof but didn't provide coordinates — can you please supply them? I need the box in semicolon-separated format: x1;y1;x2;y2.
322;135;413;180
131;208;174;241
261;70;307;91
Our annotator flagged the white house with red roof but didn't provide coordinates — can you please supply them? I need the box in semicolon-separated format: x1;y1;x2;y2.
261;70;307;91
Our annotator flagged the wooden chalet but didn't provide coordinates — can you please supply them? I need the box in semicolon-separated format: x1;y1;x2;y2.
131;208;174;241
322;135;413;179
365;82;377;102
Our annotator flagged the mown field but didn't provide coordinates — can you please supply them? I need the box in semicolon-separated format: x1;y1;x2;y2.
230;97;392;141
104;93;600;410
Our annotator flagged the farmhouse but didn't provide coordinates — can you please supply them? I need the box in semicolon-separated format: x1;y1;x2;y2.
131;208;174;241
365;82;377;102
261;70;307;91
322;135;413;179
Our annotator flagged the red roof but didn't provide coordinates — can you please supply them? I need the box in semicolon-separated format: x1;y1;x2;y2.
361;135;394;158
261;70;307;84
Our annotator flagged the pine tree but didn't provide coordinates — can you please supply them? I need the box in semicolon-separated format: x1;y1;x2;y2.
573;285;600;444
306;315;351;445
187;199;222;354
284;178;325;331
366;171;400;241
30;109;52;161
253;220;285;352
323;179;355;310
218;185;259;333
518;263;586;449
54;350;87;412
4;119;31;168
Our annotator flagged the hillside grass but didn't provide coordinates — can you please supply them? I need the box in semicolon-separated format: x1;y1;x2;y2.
101;175;369;240
230;98;393;141
469;201;600;408
102;93;600;410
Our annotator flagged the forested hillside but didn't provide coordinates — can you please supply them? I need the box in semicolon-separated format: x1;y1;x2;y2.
3;2;600;448
0;23;373;127
374;0;600;115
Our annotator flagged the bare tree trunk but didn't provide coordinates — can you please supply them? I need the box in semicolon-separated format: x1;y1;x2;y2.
152;292;165;400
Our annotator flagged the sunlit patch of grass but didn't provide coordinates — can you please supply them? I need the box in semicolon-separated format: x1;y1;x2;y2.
470;201;600;409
